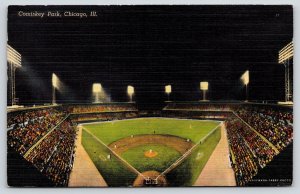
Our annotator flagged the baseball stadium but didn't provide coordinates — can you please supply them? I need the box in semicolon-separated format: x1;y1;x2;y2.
7;5;293;187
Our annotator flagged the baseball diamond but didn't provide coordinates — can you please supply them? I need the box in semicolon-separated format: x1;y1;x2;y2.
79;118;222;186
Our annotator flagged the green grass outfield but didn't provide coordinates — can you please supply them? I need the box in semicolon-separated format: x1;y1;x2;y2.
81;118;221;186
83;118;220;144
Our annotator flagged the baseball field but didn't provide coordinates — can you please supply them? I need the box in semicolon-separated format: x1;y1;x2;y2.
81;118;221;186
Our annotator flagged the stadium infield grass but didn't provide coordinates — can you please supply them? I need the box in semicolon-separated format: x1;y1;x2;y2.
82;130;136;187
81;118;221;186
166;127;221;186
121;144;181;173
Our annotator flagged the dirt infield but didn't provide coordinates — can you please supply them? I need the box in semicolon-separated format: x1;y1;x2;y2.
133;171;168;187
108;134;194;155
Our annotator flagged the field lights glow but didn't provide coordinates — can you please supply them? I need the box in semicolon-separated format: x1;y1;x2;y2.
278;41;293;64
92;83;102;103
200;82;209;101
7;44;22;68
200;82;209;91
93;83;102;93
52;73;58;88
127;85;134;102
241;70;249;85
7;44;22;106
165;85;172;94
241;70;249;101
278;41;293;102
52;73;59;104
127;85;134;95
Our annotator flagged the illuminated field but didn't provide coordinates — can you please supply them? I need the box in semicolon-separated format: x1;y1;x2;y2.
81;118;221;186
121;144;181;172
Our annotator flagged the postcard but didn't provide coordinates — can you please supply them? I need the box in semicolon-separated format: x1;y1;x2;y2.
7;5;293;187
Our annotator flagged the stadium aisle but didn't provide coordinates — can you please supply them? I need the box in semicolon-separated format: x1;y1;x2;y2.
68;126;108;187
193;123;236;186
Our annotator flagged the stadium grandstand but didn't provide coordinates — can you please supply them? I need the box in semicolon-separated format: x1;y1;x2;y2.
163;102;292;186
7;102;293;186
7;103;138;186
7;5;293;187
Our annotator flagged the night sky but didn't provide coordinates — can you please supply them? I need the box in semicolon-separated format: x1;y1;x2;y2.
7;5;293;109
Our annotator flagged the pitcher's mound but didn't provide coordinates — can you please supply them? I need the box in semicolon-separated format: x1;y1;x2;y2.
133;171;167;187
144;150;158;158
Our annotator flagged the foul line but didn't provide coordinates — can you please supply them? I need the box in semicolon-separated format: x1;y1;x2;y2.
82;127;146;179
82;121;222;183
156;122;223;180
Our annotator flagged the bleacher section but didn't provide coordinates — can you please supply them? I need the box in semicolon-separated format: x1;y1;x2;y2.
7;103;138;186
67;103;137;114
235;105;293;151
7;102;292;186
67;103;138;123
163;102;293;186
163;102;234;120
7;107;67;155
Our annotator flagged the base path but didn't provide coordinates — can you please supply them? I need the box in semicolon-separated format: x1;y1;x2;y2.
68;126;108;187
194;124;236;186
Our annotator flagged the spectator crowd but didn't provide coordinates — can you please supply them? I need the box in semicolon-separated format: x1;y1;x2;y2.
7;108;67;155
226;119;259;186
68;104;137;114
71;112;137;122
7;104;138;186
225;118;277;186
235;106;293;151
164;103;232;111
163;102;293;186
7;102;293;186
26;119;76;186
163;110;233;120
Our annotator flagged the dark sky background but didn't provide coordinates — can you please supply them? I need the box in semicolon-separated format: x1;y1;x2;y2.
7;5;293;109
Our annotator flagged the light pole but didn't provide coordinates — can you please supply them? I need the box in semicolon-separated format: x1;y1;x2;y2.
52;73;58;104
241;70;249;102
127;85;134;102
165;85;172;101
92;83;102;103
200;82;209;101
7;44;22;106
278;41;293;102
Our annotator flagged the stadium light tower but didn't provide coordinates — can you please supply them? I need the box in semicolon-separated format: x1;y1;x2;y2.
7;44;22;106
200;82;209;101
52;73;58;104
241;70;249;101
165;85;172;101
92;83;102;103
278;41;293;102
127;85;134;102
